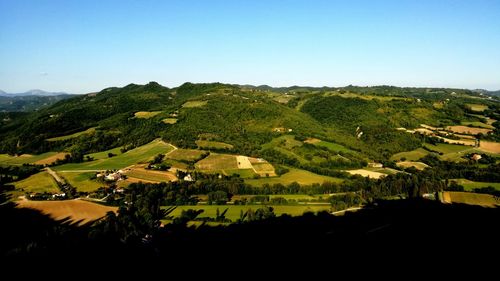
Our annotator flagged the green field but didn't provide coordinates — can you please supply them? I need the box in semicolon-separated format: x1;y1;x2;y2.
59;172;103;192
424;143;471;154
263;135;302;150
262;136;309;164
163;159;189;170
222;168;256;178
390;148;430;161
445;191;499;207
182;100;207;108
162;118;178;124
195;154;238;170
134;111;162;119
466;104;488;112
252;163;275;172
0;152;60;166
46;127;96;141
245;167;343;187
167;149;206;162
86;147;124;160
461;121;494;129
196;140;234;150
53;139;174;171
165;204;332;222
396;161;429;170
451;179;500;192
315;140;357;154
12;171;60;194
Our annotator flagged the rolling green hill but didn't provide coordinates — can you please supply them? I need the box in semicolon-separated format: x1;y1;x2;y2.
1;81;498;165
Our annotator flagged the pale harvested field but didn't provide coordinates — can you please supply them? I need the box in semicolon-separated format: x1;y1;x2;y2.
467;104;488;112
420;124;442;130
124;177;159;184
446;125;492;135
195;154;238;170
236;155;253;169
453;133;476;139
479;141;500;154
125;165;177;182
162;118;177;124
34;152;69;165
248;157;262;164
345;169;386;179
442;192;452;203
182;100;207;108
252;163;276;177
414;128;434;135
134;111;162;119
396;161;430;170
16;198;117;225
304;138;321;144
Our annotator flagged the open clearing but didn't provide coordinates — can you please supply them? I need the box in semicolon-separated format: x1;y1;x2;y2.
53;139;175;171
34;152;69;165
196;140;233;150
246;167;343;187
182;100;207;108
461;121;494;129
436;136;475;146
167;149;206;162
264;135;302;150
162;118;178;124
86;147;123;160
450;179;500;192
442;191;499;207
479;141;500;154
345;169;386;179
195;154;238;170
11;171;60;194
222;168;256;178
252;163;276;175
16;198;117;225
134;111;162;119
124;165;177;183
46;127;96;141
236;155;253;169
0;152;61;166
446;125;492;135
390;148;430;161
304;138;321;144
396;161;429;170
314;140;357;154
466;104;488;112
59;172;103;192
165;205;331;222
424;143;471;154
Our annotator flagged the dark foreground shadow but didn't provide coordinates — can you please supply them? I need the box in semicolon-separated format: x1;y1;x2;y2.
2;185;499;271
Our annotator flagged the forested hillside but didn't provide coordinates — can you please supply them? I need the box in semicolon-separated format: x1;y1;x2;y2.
0;82;498;162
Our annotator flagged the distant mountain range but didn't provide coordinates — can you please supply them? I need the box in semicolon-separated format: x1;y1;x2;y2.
0;89;71;97
0;89;75;112
474;89;500;97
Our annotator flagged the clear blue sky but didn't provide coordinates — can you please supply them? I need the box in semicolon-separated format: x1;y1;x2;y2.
1;0;499;93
